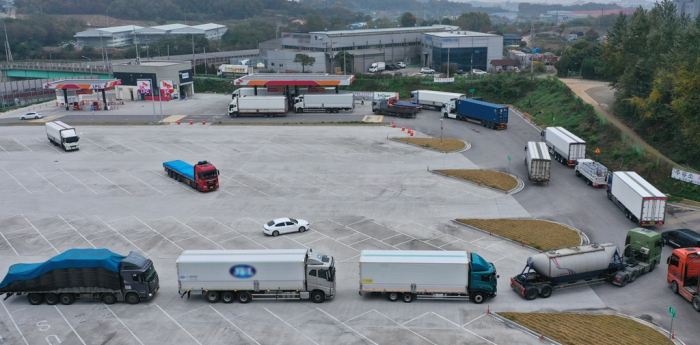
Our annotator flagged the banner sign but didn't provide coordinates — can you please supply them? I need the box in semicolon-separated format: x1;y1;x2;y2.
671;168;700;186
137;80;152;94
160;80;174;94
374;92;399;100
434;78;455;83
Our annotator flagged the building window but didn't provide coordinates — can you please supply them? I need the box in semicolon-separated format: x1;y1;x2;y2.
431;46;488;71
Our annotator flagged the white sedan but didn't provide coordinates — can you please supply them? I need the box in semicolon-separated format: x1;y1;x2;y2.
471;69;487;76
20;112;43;120
420;67;435;74
263;218;309;236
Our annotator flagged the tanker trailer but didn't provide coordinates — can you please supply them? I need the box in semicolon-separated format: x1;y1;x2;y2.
510;243;630;300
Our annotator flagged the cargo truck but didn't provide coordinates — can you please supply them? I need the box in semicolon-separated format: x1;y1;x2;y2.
228;96;288;117
177;249;335;303
46;121;79;151
442;98;508;129
358;250;498;304
607;171;666;226
575;159;608;187
372;98;419;118
293;93;354;113
163;160;219;192
525;141;551;184
543;127;586;166
511;228;663;300
410;90;465;110
231;87;336;100
667;247;700;311
369;62;385;73
0;249;159;305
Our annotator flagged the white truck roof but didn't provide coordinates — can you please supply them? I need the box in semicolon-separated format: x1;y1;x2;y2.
46;120;75;130
360;250;468;264
527;141;550;160
177;249;308;264
613;171;664;197
547;127;585;144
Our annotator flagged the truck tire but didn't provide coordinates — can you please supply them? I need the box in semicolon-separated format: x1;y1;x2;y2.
28;293;44;305
575;170;581;177
126;293;140;305
524;288;538;300
387;292;399;302
221;291;235;303
45;293;59;305
693;296;700;312
471;291;485;304
232;113;238;118
539;285;553;298
671;281;679;294
629;270;638;283
443;113;448;118
238;291;251;303
102;294;117;305
311;291;325;303
60;294;75;305
607;191;613;200
649;261;656;272
619;275;629;287
402;293;414;303
205;291;220;303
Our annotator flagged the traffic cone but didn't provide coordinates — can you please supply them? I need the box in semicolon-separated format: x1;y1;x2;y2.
202;120;206;125
177;120;181;125
402;125;405;131
392;122;396;128
190;120;193;125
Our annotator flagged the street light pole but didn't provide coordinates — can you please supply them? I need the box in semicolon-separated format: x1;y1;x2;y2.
82;56;93;78
440;119;443;144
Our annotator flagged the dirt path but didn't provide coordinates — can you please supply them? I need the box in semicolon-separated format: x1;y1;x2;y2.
559;78;677;167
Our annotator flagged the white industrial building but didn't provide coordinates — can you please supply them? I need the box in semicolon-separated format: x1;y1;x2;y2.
75;23;227;48
74;25;144;48
421;31;504;72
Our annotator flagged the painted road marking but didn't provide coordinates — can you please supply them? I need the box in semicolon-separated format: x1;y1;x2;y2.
162;115;188;123
361;115;384;123
30;115;64;123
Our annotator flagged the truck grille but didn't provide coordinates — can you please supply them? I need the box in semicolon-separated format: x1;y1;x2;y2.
150;274;159;291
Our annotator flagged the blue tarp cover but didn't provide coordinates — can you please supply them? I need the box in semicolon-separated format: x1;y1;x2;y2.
0;249;125;290
163;160;194;179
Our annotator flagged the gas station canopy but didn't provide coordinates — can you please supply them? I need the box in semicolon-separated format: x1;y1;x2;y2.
234;74;355;87
43;79;122;90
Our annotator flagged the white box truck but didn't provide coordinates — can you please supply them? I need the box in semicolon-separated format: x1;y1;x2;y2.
359;250;498;304
293;93;354;113
606;171;666;226
231;87;337;100
228;96;288;117
543;127;586;166
575;159;609;187
177;249;335;303
525;141;551;184
46;121;79;151
369;62;385;73
409;90;466;110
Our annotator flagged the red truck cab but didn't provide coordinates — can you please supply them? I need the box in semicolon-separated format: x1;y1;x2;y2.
194;161;219;192
667;247;700;311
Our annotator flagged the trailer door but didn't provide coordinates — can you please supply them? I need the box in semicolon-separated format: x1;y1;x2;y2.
569;143;586;161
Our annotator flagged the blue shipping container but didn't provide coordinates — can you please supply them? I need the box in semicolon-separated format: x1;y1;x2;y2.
163;160;195;180
456;99;508;126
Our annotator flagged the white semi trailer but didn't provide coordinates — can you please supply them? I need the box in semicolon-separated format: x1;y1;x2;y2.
228;96;288;117
231;87;337;100
525;141;551;184
543;126;586;166
409;90;465;110
294;93;354;113
358;250;498;304
606;171;666;226
177;249;336;303
46;121;79;151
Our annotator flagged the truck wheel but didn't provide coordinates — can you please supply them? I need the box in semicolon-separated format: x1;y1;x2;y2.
402;293;414;303
126;293;140;305
629;270;638;283
102;294;117;305
238;291;251;303
28;293;44;305
693;296;700;312
221;291;235;303
387;292;399;302
539;285;553;298
524;288;538;300
649;261;656;272
45;293;59;305
586;180;592;186
298;226;306;233
60;294;75;305
311;291;325;303
272;231;279;237
619;275;629;287
443;113;448;118
607;191;612;200
471;292;485;304
575;171;581;177
671;281;679;294
205;291;220;303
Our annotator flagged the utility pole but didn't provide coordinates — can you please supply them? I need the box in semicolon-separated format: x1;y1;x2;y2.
3;20;12;63
447;47;450;78
204;47;207;75
191;34;195;75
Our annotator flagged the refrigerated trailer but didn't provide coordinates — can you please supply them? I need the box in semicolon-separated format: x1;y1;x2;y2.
410;90;465;110
293;93;354;113
46;121;79;151
525;141;551;184
607;171;666;226
359;250;498;303
228;96;288;117
543;127;586;166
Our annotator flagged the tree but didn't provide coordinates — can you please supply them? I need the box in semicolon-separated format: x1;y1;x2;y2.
441;17;453;25
454;12;491;32
399;12;417;28
293;53;316;72
583;29;600;41
334;51;353;74
305;12;327;32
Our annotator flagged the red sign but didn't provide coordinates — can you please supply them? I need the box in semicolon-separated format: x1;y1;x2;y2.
267;87;284;92
76;90;94;95
307;87;325;93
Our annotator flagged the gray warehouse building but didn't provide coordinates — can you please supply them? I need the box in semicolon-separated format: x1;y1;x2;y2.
74;25;144;48
75;23;227;48
421;31;504;73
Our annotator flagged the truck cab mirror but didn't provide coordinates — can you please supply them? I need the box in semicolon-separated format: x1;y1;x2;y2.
132;273;139;282
217;170;220;176
666;256;670;264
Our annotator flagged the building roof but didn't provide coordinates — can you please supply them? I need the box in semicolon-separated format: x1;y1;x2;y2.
503;34;522;39
151;24;191;31
424;31;499;38
75;25;143;37
191;23;227;31
234;73;355;86
43;79;122;90
310;25;458;38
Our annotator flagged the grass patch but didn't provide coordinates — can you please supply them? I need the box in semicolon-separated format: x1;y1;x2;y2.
499;313;669;345
435;169;517;191
455;219;580;250
394;138;466;152
679;199;700;207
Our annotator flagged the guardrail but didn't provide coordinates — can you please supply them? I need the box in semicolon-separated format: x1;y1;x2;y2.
0;62;111;74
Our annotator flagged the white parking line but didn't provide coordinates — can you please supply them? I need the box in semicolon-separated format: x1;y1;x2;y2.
169;217;226;249
237;169;302;195
2;167;31;193
432;312;496;345
0;142;8;153
209;217;267;249
264;307;319;345
37;137;64;153
279;172;338;196
209;306;261;345
402;311;432;325
22;214;60;254
32;168;63;193
134;138;173;155
155;304;202;345
120;169;167;195
61;168;98;194
132;216;184;250
158;138;197;154
91;169;132;194
180;138;230;156
82;137;117;154
97;216;150;257
344;309;376;323
315;308;378;345
57;214;96;249
11;137;34;153
0;299;28;344
218;174;271;197
54;305;87;345
108;137;144;155
0;231;18;255
105;304;145;345
150;169;198;194
372;310;437;345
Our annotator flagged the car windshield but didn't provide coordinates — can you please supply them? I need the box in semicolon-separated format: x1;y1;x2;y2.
267;220;275;226
289;218;298;224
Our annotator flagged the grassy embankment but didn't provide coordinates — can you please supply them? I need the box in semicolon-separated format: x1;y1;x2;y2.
455;219;581;250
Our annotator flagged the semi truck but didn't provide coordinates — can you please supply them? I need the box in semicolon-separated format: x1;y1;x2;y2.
372;98;419;118
575;159;608;187
293;93;354;113
667;247;700;311
607;171;666;226
177;249;335;303
525;141;551;184
369;62;385;73
231;87;336;100
0;248;159;305
46;121;79;151
511;228;663;300
410;90;465;110
543;127;586;166
163;160;219;192
359;250;498;304
228;96;288;117
442;98;508;129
